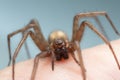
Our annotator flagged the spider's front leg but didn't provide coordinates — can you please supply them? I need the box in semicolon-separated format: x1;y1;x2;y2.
72;12;120;69
12;31;40;80
72;20;120;80
72;11;120;43
11;20;49;80
30;50;53;80
68;42;86;80
31;49;56;80
71;12;120;80
12;30;49;80
7;19;48;66
75;21;120;69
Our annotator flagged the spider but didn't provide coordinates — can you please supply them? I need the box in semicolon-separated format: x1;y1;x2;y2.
7;11;120;80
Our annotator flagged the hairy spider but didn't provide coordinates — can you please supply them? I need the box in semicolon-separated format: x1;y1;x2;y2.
8;11;120;80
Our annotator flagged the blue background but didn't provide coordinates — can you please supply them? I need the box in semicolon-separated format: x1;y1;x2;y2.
0;0;120;69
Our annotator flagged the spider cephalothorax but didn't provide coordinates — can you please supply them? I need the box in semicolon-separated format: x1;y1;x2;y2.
8;11;120;80
53;38;65;49
48;31;69;61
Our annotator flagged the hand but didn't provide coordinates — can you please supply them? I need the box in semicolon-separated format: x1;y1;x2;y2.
0;39;120;80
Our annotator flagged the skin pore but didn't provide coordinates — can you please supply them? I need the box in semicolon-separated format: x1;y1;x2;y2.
0;39;120;80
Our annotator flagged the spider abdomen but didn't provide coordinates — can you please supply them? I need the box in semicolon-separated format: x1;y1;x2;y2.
48;30;68;44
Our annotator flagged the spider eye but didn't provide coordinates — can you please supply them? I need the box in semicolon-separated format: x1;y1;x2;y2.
55;39;63;45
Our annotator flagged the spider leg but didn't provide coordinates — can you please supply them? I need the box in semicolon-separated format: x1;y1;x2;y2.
70;52;87;72
8;31;27;66
31;50;55;80
72;11;120;42
74;41;86;80
12;31;48;80
76;21;120;70
70;52;80;65
68;46;81;66
22;31;31;59
51;51;55;71
31;51;49;80
93;16;109;39
68;43;86;80
31;54;40;80
7;19;48;66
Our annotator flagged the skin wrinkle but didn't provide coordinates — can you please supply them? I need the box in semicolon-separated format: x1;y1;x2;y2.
0;39;120;80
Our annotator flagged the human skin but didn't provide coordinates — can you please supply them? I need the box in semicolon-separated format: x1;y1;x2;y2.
0;39;120;80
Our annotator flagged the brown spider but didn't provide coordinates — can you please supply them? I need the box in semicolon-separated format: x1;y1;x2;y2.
7;11;120;80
